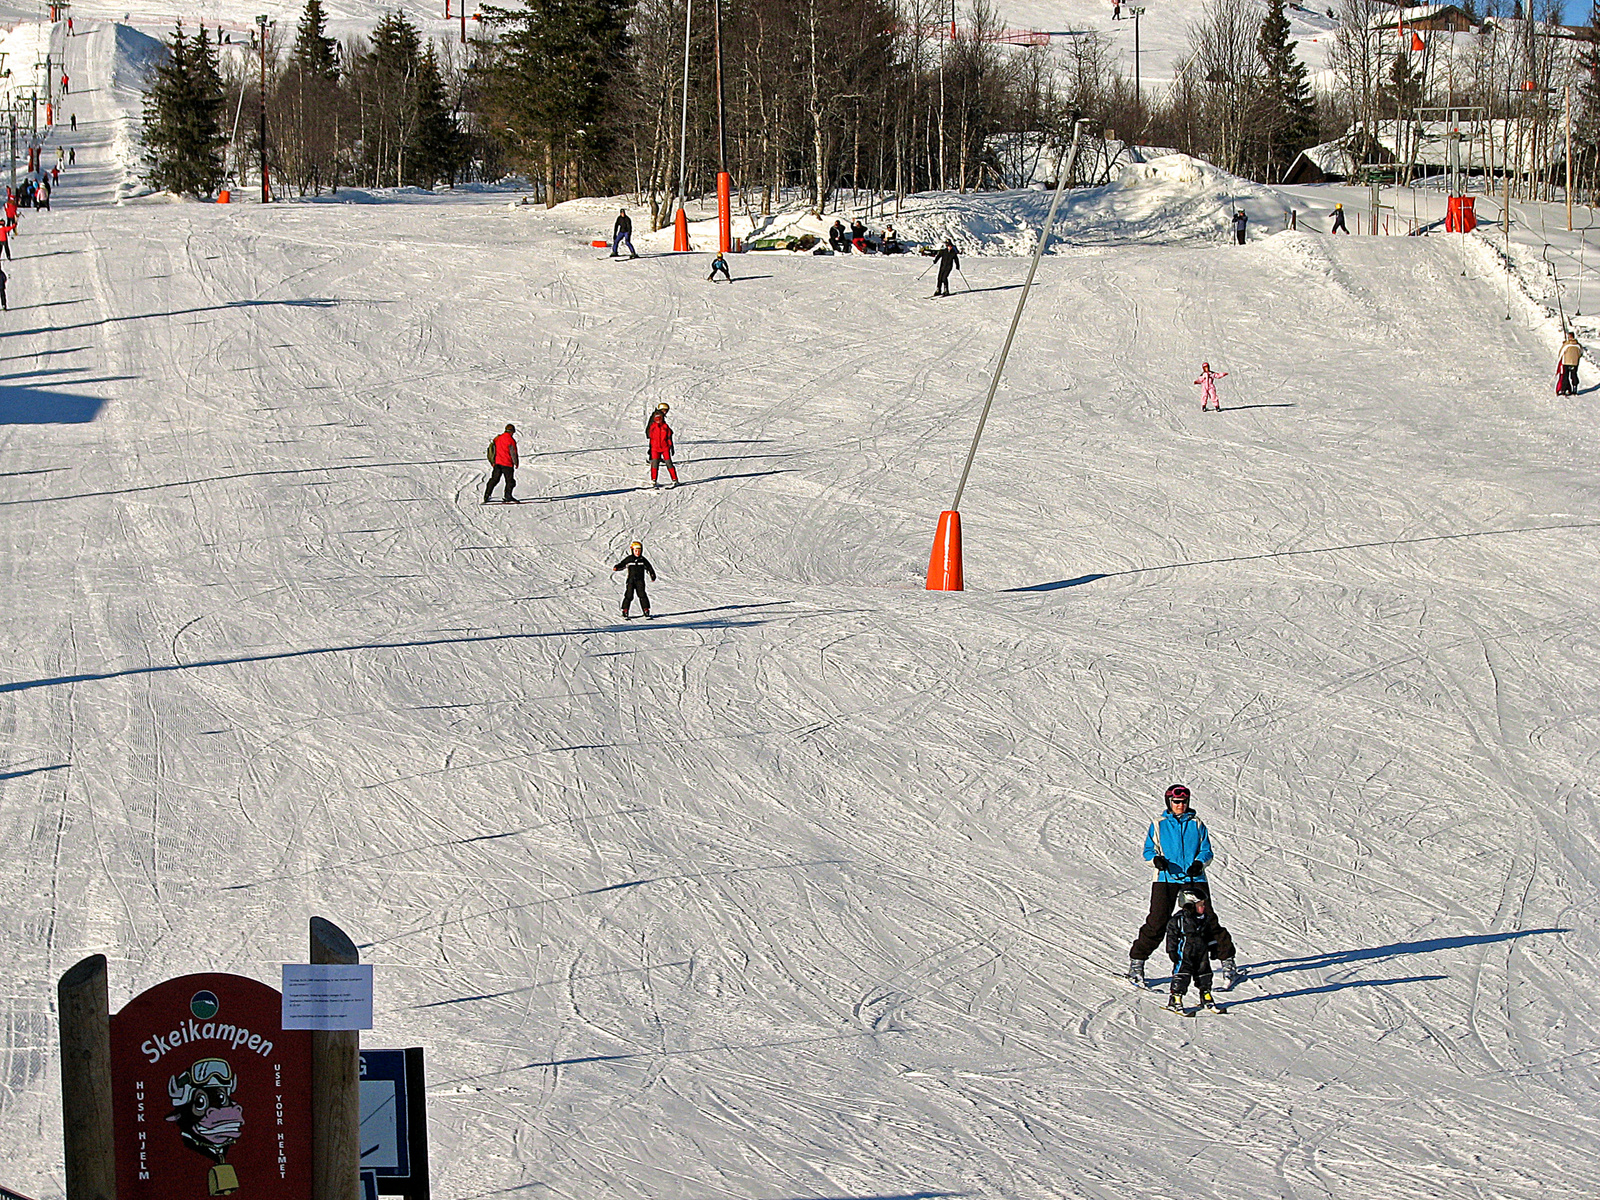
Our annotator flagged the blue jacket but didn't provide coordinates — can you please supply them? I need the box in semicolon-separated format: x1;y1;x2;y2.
1143;809;1214;883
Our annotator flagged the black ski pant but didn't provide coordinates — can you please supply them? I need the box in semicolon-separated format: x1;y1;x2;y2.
936;267;953;295
1;239;10;259
1170;947;1214;995
622;578;650;614
1235;229;1246;245
485;464;516;502
1130;880;1235;962
1560;364;1579;394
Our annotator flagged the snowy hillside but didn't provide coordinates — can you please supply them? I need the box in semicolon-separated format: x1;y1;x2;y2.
5;13;1600;1200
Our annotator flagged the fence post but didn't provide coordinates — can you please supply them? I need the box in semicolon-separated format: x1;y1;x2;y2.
309;919;360;1200
58;955;115;1200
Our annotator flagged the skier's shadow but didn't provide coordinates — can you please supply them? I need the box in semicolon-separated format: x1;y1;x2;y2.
1245;927;1568;982
1224;973;1447;1008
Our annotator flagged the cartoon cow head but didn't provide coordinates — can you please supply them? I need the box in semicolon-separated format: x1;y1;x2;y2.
166;1058;244;1163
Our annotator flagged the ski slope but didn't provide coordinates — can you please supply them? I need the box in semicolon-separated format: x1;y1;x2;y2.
5;18;1600;1200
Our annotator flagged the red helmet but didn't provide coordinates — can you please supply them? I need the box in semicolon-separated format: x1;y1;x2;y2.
1165;784;1191;804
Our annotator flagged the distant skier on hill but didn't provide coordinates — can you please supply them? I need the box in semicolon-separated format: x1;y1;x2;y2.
707;251;731;282
1232;209;1247;245
1163;890;1226;1014
612;208;638;258
1329;202;1348;234
484;424;519;504
1126;784;1238;990
646;403;679;487
613;540;656;618
1194;361;1227;411
924;239;960;296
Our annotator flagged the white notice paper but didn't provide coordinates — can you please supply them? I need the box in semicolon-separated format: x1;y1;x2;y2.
282;963;375;1030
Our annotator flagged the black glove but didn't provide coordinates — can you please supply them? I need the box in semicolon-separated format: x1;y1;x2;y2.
1151;856;1173;872
1187;864;1206;879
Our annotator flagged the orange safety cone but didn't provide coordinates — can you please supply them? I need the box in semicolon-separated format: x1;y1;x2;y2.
217;189;231;204
925;510;963;591
673;207;691;252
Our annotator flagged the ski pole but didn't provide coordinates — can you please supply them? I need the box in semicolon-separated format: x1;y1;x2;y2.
918;258;935;281
957;267;971;292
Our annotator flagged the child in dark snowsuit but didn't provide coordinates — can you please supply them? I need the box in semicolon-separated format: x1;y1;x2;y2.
1164;890;1225;1014
613;540;656;618
708;253;731;282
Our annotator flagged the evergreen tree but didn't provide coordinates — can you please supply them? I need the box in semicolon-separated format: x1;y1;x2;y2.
479;0;633;205
410;46;461;186
1256;0;1317;181
1384;48;1422;112
143;22;228;197
292;0;340;83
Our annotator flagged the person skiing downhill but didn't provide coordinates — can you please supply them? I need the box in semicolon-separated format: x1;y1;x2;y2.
484;423;519;504
925;239;960;296
613;540;657;618
1329;202;1348;234
1194;362;1228;411
645;402;679;487
707;252;732;282
612;208;638;258
1164;890;1226;1014
1558;332;1582;395
1127;784;1238;989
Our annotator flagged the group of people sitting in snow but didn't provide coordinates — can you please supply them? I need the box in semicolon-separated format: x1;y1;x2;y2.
827;218;905;255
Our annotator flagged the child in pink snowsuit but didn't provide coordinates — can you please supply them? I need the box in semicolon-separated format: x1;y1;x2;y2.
1195;362;1227;411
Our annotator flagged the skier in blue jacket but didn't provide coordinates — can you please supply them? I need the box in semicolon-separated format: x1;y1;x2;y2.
1126;784;1238;988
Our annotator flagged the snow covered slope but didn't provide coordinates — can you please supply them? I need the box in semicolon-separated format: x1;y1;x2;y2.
5;15;1600;1200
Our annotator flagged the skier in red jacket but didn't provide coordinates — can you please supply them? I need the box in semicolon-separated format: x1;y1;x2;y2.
645;403;678;488
484;424;519;503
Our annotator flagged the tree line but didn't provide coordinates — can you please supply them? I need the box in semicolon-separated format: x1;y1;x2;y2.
142;0;1600;213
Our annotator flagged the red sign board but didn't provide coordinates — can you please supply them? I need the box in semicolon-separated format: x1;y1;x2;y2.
110;973;312;1198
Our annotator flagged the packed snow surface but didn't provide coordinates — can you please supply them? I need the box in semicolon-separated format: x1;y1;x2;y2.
5;16;1600;1200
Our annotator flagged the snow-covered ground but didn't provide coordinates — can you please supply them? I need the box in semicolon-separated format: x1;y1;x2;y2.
5;17;1600;1200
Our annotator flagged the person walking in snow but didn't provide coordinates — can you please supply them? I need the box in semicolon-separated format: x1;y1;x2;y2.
925;238;960;296
1558;332;1583;395
484;423;519;504
646;402;679;487
1194;361;1227;411
707;252;732;282
68;147;75;166
70;112;76;132
1127;784;1238;990
611;208;638;258
1329;202;1348;234
613;540;656;618
1163;889;1226;1014
1232;209;1248;245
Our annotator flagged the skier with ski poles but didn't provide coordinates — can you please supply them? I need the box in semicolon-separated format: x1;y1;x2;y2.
645;402;679;488
923;238;960;296
1194;361;1227;412
613;540;657;618
1126;784;1238;989
484;423;519;504
1231;209;1248;245
1163;890;1226;1014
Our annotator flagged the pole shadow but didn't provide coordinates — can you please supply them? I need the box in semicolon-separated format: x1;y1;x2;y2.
0;762;70;781
0;457;478;506
1218;402;1297;411
1007;521;1600;592
3;296;338;339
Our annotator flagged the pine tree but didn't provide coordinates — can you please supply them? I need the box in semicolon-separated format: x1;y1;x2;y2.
292;0;340;84
479;0;633;205
143;22;228;198
410;46;461;187
1256;0;1317;182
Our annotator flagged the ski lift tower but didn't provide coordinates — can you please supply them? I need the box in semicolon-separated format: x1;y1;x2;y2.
1417;106;1485;232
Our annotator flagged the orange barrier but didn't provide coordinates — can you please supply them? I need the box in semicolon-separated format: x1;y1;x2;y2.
217;189;230;204
717;172;731;254
673;207;691;251
925;510;963;591
591;239;608;247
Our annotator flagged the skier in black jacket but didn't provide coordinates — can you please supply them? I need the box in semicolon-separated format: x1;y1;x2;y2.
1164;889;1225;1015
612;208;638;258
924;239;960;295
613;540;656;618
